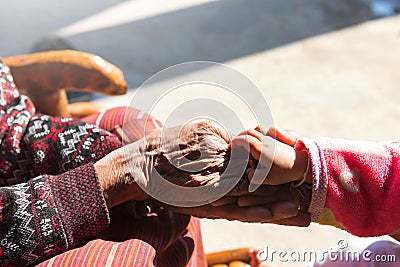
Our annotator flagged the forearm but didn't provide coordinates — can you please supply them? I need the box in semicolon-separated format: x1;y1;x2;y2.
296;138;400;236
0;164;109;266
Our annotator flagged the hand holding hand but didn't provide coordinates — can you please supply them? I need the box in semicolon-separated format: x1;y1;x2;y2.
231;127;310;186
193;127;312;227
171;179;311;227
94;120;234;208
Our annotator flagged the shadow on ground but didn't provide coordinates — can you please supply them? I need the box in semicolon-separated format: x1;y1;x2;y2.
61;0;375;87
0;0;126;56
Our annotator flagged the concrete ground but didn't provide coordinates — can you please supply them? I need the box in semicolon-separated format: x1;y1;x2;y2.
2;1;400;266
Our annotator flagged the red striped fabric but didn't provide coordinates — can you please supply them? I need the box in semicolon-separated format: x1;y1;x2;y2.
82;106;163;144
37;214;205;267
36;107;206;267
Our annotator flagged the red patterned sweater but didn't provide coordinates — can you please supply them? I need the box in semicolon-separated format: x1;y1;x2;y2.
0;59;121;266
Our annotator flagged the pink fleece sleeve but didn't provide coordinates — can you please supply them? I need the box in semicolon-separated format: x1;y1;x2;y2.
295;138;400;237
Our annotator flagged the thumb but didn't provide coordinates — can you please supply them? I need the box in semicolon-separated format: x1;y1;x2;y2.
231;135;262;160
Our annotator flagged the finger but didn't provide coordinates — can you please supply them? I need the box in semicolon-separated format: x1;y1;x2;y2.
249;167;270;190
226;178;251;196
247;167;273;186
237;129;248;136
172;204;274;222
270;211;311;227
227;180;278;197
247;167;277;185
237;184;303;207
167;205;211;219
254;125;267;135
237;129;264;142
168;203;309;225
267;127;298;146
249;129;264;141
238;193;299;207
235;206;273;222
239;126;267;136
268;201;300;220
248;136;278;190
211;196;238;206
248;165;295;186
231;135;263;160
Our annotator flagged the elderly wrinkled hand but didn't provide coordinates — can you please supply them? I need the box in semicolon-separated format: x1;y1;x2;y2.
95;120;238;208
141;120;231;187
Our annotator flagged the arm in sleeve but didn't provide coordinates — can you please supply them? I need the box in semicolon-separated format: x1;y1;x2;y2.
0;163;109;266
295;138;400;237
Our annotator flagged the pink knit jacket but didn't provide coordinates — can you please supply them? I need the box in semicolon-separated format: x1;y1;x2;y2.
296;138;400;237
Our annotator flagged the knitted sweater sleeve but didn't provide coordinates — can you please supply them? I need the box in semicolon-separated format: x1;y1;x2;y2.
0;163;109;266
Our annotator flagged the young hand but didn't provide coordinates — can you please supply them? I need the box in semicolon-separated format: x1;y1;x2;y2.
231;127;310;186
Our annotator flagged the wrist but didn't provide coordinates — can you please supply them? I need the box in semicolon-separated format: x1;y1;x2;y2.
94;149;146;208
292;150;311;184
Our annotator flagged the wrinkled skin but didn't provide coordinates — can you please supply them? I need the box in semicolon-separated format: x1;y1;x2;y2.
146;121;232;186
96;120;239;208
121;120;239;188
96;121;310;226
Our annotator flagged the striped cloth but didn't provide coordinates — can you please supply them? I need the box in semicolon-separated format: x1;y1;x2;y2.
82;106;163;144
36;107;207;267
